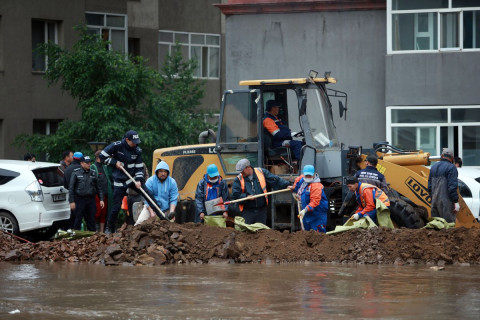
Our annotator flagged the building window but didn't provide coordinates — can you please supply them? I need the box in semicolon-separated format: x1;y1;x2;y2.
33;120;60;135
158;30;220;79
387;106;480;166
85;12;127;53
388;0;480;53
32;20;58;72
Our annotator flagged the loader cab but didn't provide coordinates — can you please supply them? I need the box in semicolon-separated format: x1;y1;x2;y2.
215;76;344;178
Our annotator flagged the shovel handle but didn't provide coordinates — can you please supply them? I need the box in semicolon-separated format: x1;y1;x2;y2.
119;165;166;219
224;188;291;205
294;194;305;231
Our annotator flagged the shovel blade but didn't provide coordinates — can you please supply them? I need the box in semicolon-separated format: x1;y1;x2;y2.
205;197;226;215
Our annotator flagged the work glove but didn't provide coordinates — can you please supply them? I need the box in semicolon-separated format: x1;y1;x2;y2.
454;203;460;213
298;208;307;219
282;140;291;147
352;213;360;220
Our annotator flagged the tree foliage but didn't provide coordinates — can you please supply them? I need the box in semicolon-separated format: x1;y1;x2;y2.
15;26;208;167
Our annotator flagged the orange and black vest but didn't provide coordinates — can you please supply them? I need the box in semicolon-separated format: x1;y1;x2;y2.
237;168;268;211
358;183;390;208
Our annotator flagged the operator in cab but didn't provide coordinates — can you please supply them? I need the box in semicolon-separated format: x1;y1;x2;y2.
289;165;329;232
262;100;303;160
355;154;388;193
345;176;390;224
232;159;290;225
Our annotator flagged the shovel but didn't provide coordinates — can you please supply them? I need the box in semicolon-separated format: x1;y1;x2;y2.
205;197;226;215
119;165;166;220
294;194;305;231
218;188;292;205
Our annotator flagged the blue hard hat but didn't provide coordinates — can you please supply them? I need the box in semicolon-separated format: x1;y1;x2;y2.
303;165;315;176
73;152;83;160
207;164;220;178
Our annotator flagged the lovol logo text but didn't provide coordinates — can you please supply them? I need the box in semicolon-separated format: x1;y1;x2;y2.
405;176;431;207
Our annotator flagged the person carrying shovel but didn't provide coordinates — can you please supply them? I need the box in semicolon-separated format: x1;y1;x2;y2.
231;159;290;225
195;164;229;223
100;130;166;234
289;165;329;233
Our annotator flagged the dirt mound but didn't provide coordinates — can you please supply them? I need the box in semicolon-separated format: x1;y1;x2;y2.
1;222;480;266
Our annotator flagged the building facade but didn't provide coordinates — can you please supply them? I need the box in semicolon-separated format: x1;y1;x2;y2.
0;0;225;160
216;0;480;165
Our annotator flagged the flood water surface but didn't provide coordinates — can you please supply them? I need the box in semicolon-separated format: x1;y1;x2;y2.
1;262;480;319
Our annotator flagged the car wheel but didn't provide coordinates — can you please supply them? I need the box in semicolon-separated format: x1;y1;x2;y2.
0;211;20;235
27;226;59;241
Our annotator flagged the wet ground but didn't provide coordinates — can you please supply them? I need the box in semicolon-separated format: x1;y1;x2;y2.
1;262;480;319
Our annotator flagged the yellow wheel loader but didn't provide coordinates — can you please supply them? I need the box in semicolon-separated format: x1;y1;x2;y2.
153;71;478;230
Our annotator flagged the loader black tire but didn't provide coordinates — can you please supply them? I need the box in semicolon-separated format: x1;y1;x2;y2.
389;197;425;229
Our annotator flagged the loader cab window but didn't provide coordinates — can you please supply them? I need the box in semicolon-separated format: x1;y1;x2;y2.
262;90;302;135
220;92;258;143
306;87;340;149
216;90;260;174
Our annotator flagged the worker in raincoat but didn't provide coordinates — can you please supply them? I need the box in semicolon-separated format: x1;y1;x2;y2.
290;165;329;232
428;148;459;223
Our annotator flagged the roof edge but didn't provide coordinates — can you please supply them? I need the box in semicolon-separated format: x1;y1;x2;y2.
214;0;386;15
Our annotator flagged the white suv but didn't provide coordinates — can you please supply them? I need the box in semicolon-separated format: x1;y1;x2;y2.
0;160;70;237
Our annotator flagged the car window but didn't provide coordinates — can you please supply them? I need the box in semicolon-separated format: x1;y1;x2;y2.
0;168;20;185
32;167;64;187
475;177;480;184
458;179;472;198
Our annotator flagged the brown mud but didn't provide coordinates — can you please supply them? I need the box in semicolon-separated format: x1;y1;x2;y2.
1;221;479;266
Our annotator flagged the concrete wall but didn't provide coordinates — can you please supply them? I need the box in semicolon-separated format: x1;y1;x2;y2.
128;0;158;68
0;0;128;160
225;10;387;148
386;52;480;106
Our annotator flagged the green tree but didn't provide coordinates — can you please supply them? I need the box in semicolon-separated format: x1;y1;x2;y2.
15;27;208;168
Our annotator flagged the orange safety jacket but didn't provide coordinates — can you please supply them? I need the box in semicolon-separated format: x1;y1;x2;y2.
355;182;390;217
237;168;268;212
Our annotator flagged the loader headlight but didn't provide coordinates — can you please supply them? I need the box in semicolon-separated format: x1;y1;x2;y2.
25;181;44;202
309;70;318;79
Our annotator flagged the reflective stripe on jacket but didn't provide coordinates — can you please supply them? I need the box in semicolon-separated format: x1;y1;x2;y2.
237;168;267;212
355;182;390;218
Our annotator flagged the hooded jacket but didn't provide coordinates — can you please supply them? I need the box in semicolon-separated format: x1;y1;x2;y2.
144;161;178;211
293;174;329;222
195;174;229;221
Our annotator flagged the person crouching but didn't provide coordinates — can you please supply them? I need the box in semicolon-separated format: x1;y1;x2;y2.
345;176;390;223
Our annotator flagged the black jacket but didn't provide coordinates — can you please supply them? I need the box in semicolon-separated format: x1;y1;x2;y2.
232;168;290;209
355;165;388;192
99;139;144;183
63;160;81;188
68;168;103;202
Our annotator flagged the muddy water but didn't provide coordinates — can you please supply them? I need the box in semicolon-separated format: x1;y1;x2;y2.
1;262;480;319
